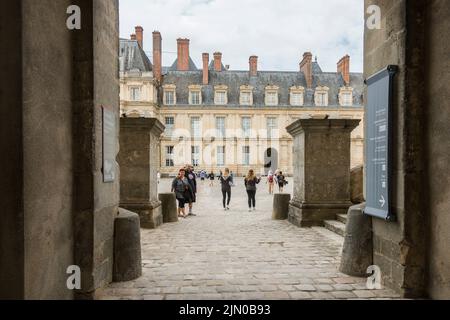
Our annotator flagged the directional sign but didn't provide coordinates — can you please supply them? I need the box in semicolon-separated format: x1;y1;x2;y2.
364;66;398;221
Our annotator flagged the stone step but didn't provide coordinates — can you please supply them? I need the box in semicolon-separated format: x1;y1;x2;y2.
324;220;346;237
337;214;348;224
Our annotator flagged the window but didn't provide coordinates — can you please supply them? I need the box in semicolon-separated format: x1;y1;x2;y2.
266;92;278;106
290;86;305;106
242;117;252;138
217;146;225;166
316;93;327;106
240;92;252;105
267;117;278;139
130;87;141;101
341;93;353;106
339;88;354;107
165;146;174;167
242;146;250;165
191;117;201;138
164;90;175;105
165;117;174;137
189;91;201;105
191;146;200;167
215;91;227;105
291;93;304;106
315;86;329;107
216;117;226;138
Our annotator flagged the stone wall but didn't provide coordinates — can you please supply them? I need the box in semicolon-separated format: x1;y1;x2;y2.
0;0;119;300
0;0;75;300
73;0;120;298
364;0;450;298
425;0;450;299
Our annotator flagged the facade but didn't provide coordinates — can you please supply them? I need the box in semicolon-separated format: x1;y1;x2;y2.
119;27;365;177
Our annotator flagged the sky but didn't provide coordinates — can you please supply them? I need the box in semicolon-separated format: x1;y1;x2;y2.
119;0;364;72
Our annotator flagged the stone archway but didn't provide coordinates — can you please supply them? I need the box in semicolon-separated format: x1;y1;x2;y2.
264;147;278;175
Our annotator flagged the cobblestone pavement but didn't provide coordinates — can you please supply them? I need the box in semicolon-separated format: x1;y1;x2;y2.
98;178;401;300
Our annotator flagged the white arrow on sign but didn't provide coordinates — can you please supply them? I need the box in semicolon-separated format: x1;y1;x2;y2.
379;195;386;208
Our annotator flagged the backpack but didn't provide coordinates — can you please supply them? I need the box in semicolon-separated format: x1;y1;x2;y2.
268;175;274;183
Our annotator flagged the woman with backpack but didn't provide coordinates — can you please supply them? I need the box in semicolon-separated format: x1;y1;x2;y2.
267;170;275;194
208;171;215;187
244;169;261;212
219;168;234;211
171;168;194;218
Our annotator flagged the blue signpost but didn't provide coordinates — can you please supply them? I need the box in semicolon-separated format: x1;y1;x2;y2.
364;65;398;221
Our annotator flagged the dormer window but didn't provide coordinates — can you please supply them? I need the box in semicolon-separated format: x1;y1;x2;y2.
240;85;254;106
290;86;305;106
214;85;228;105
265;86;279;106
315;86;329;107
189;85;202;105
339;87;354;107
130;86;141;101
163;84;176;105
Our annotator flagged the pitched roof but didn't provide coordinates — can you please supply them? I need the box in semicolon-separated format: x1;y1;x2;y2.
161;61;364;108
119;39;152;72
168;57;198;71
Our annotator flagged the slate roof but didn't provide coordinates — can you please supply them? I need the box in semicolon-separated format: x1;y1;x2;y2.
119;39;152;72
168;57;198;71
161;62;364;108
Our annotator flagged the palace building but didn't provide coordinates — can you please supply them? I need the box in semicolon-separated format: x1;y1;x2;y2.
119;27;365;176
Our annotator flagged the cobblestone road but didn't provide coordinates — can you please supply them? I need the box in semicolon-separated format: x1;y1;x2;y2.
98;178;400;300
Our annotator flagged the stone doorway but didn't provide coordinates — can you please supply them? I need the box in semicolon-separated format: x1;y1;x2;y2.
264;148;278;175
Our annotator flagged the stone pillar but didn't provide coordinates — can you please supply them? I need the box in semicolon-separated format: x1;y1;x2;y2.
287;119;360;227
119;118;165;229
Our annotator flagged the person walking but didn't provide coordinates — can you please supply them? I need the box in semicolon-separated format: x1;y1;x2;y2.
219;168;234;211
208;171;215;187
267;170;275;194
277;171;287;193
244;169;261;212
185;165;197;216
171;168;193;218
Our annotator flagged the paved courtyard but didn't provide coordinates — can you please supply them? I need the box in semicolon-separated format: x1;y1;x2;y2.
97;178;400;300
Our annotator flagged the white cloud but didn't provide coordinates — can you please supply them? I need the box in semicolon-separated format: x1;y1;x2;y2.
119;0;364;72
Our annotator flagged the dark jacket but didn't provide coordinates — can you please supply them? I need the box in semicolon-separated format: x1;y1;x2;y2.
220;175;234;192
171;177;192;200
186;170;197;194
244;177;261;191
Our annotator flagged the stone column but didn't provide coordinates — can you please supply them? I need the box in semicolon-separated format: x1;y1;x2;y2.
119;118;165;229
287;119;360;227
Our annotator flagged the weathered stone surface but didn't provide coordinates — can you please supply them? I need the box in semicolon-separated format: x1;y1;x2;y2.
119;118;165;229
272;194;291;220
113;209;142;282
339;203;373;277
350;166;364;204
287;119;360;227
159;193;178;223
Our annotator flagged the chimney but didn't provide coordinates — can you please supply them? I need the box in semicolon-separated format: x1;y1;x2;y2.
153;31;162;82
300;52;313;88
213;52;223;72
249;56;258;77
177;38;190;71
135;26;144;48
130;34;137;41
337;55;350;86
202;53;210;85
